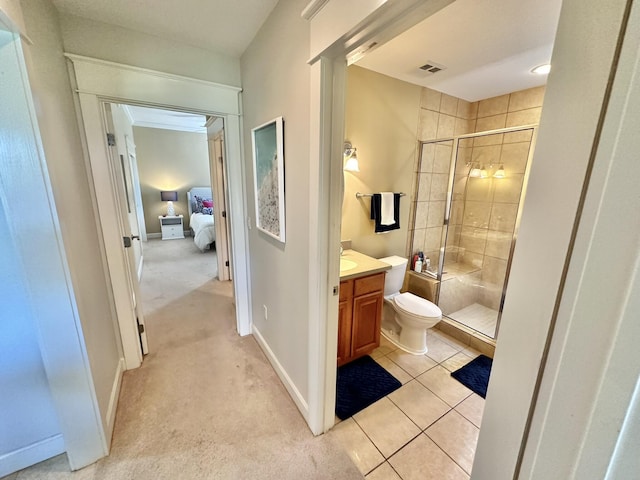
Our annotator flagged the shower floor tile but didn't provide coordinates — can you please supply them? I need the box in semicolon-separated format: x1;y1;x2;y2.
448;303;498;337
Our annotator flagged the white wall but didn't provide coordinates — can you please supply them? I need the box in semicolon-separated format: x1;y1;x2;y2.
342;65;421;258
132;126;210;234
59;13;241;87
18;0;121;460
240;0;312;410
0;6;105;471
0;32;62;468
472;0;631;478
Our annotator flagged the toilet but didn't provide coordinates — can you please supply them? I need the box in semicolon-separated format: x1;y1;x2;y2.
379;255;442;355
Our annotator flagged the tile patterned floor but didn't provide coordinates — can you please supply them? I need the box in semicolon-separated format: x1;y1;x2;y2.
330;330;486;479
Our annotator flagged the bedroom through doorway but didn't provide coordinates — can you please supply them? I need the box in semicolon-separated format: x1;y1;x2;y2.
105;101;234;352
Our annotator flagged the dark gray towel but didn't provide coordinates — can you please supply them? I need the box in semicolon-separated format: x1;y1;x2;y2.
371;193;400;233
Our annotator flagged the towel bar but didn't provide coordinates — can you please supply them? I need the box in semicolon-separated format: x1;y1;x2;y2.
355;192;406;198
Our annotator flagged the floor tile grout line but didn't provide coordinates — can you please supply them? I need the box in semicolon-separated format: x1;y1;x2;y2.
350;414;393;475
385;383;433;432
374;359;478;463
350;338;482;478
423;428;475;477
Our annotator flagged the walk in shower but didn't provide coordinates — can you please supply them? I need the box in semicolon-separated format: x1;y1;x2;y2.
411;126;537;339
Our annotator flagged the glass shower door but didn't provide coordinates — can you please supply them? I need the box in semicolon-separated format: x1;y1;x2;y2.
438;128;535;338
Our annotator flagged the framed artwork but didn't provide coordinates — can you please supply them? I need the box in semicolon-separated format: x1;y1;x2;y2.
251;116;285;243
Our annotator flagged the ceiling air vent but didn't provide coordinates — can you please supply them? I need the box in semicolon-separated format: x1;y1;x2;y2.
419;61;447;75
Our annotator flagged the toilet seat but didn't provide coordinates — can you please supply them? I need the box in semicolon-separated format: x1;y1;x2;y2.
394;292;441;318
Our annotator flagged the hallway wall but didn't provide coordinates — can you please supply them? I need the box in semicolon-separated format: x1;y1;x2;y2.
58;14;241;87
240;0;312;409
20;0;122;438
133;127;210;234
0;30;62;477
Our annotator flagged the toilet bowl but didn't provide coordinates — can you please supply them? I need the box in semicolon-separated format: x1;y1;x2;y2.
379;255;442;355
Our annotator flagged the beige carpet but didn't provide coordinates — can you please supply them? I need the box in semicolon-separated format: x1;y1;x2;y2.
7;238;361;480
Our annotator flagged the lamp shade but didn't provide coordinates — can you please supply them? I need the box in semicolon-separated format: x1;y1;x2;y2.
160;191;178;202
344;153;360;172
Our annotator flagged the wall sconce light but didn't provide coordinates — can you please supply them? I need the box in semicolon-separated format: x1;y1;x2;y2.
480;165;489;178
469;164;481;178
493;165;506;178
343;141;360;172
160;190;178;216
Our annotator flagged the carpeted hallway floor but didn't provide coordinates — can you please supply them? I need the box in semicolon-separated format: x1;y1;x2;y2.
7;238;362;480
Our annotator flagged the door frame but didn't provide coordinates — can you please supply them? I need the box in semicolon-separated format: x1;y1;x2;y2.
66;55;252;370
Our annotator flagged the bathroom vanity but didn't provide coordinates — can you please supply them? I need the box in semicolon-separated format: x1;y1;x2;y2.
338;250;391;366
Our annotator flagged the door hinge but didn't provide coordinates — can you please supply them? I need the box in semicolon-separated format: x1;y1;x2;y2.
138;323;145;334
123;236;132;248
107;133;116;146
221;211;226;218
225;260;229;267
333;285;339;296
218;156;223;163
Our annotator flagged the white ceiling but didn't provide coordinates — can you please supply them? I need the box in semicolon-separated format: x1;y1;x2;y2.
124;105;207;134
356;0;563;101
51;0;279;57
52;0;563;108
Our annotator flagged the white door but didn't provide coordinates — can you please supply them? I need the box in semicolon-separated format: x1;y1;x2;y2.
126;135;147;242
207;119;232;281
104;103;149;355
123;135;145;277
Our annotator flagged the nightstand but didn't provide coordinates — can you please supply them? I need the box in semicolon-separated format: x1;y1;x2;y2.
159;215;184;240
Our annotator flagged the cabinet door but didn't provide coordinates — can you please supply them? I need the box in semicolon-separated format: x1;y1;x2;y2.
351;291;383;358
337;299;352;366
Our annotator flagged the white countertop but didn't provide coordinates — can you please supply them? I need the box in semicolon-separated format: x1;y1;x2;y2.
339;249;391;281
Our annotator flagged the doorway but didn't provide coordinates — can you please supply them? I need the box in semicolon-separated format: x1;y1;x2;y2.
102;101;234;358
67;54;252;375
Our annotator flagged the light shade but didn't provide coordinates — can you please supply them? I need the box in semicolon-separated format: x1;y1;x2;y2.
344;153;360;172
160;191;178;202
493;165;506;178
344;141;360;172
469;166;481;178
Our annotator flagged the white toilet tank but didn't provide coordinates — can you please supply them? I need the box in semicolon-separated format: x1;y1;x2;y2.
379;256;409;296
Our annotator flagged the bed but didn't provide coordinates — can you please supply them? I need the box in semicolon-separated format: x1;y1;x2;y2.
187;187;216;251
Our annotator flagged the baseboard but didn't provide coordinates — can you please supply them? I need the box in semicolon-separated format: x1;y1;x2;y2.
104;358;124;449
252;325;309;421
147;233;161;239
0;434;65;477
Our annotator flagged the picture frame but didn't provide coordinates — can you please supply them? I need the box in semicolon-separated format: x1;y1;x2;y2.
251;116;285;243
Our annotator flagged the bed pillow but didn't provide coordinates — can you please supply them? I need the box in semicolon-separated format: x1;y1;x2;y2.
192;195;204;214
202;200;213;208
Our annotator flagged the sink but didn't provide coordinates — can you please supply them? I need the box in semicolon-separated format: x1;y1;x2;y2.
340;258;357;272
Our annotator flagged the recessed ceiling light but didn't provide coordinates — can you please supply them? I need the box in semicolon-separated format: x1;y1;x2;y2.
531;64;551;75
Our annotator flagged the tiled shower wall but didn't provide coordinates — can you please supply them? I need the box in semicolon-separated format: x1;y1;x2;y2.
411;89;477;268
411;86;545;313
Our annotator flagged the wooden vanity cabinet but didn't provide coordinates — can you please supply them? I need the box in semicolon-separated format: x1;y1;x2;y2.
337;272;385;366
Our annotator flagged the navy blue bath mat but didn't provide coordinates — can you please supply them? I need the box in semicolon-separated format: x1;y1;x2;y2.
451;354;493;398
336;355;402;420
